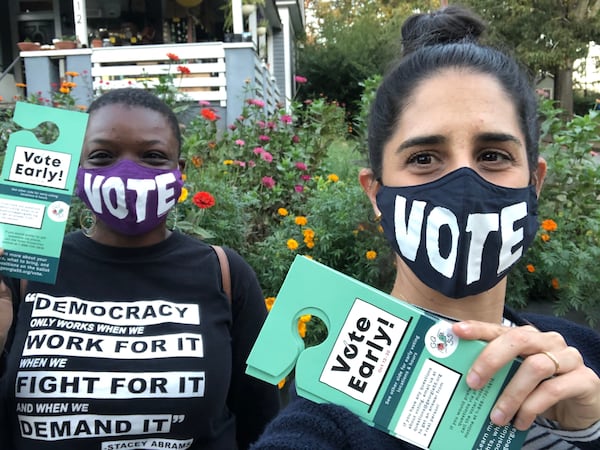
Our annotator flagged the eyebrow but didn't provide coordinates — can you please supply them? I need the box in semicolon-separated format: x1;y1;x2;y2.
395;132;522;153
87;137;167;146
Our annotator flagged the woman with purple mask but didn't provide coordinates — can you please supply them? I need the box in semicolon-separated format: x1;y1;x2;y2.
250;5;600;450
0;88;280;450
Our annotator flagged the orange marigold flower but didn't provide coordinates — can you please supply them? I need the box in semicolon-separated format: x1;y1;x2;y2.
303;255;313;260
526;264;535;273
76;105;87;111
541;233;550;242
287;239;299;251
178;187;188;203
15;83;26;88
265;296;276;311
166;52;179;61
551;278;560;290
295;216;307;226
59;87;70;94
366;250;377;260
327;173;339;182
302;228;315;239
277;208;288;216
299;314;312;323
305;241;315;249
223;159;233;165
181;174;187;181
192;191;215;209
191;155;203;168
541;219;557;232
65;71;79;77
298;320;307;338
277;377;286;389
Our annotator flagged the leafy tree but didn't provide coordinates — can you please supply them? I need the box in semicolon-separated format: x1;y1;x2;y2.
298;0;438;119
463;0;600;115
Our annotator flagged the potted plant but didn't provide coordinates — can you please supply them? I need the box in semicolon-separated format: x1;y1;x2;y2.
17;38;41;52
242;0;264;16
54;35;77;50
257;19;268;37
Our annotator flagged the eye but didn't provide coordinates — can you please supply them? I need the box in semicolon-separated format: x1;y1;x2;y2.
406;152;435;166
87;150;114;166
478;149;514;169
143;151;170;165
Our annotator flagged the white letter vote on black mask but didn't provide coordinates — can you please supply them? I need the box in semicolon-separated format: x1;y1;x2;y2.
375;168;539;299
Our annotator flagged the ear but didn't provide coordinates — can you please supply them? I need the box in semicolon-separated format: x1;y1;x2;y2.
533;156;547;197
358;168;381;216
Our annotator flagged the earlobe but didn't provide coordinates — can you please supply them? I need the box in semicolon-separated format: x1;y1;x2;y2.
358;168;381;216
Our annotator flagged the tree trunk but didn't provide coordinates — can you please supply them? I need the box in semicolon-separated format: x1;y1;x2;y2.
554;67;574;117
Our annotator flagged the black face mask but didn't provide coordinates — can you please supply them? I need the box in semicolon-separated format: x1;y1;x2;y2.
376;168;539;299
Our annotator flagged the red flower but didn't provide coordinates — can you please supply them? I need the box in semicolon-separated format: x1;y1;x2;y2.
166;52;179;61
192;191;215;209
201;108;217;121
177;65;191;74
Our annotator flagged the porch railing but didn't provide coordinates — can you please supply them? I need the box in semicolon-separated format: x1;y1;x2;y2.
19;42;281;125
91;43;228;106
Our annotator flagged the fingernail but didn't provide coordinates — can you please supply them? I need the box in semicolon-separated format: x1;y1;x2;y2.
490;408;506;425
453;322;469;333
466;370;482;389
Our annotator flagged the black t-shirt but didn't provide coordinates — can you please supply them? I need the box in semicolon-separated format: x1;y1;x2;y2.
0;231;280;450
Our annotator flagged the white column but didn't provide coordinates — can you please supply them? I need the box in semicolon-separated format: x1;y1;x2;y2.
232;0;243;35
72;0;89;47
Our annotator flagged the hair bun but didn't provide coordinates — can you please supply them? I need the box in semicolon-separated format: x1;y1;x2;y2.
401;5;486;56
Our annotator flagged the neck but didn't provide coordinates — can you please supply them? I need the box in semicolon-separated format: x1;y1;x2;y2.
390;257;506;323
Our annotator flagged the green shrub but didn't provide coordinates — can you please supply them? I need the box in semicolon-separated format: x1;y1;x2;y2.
506;99;600;326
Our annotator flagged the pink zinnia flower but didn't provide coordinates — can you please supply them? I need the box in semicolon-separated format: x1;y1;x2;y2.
247;98;266;108
295;162;307;171
261;151;273;162
235;139;245;146
253;147;264;155
257;120;266;128
234;160;246;167
295;75;308;84
228;124;237;130
281;114;292;124
294;185;304;193
248;160;256;168
292;135;300;143
301;174;311;181
262;176;275;188
199;100;211;106
259;135;270;142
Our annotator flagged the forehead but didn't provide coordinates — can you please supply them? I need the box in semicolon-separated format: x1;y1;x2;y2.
84;104;177;146
395;69;523;139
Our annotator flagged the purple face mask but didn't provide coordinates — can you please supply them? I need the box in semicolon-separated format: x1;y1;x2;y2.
76;159;184;236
